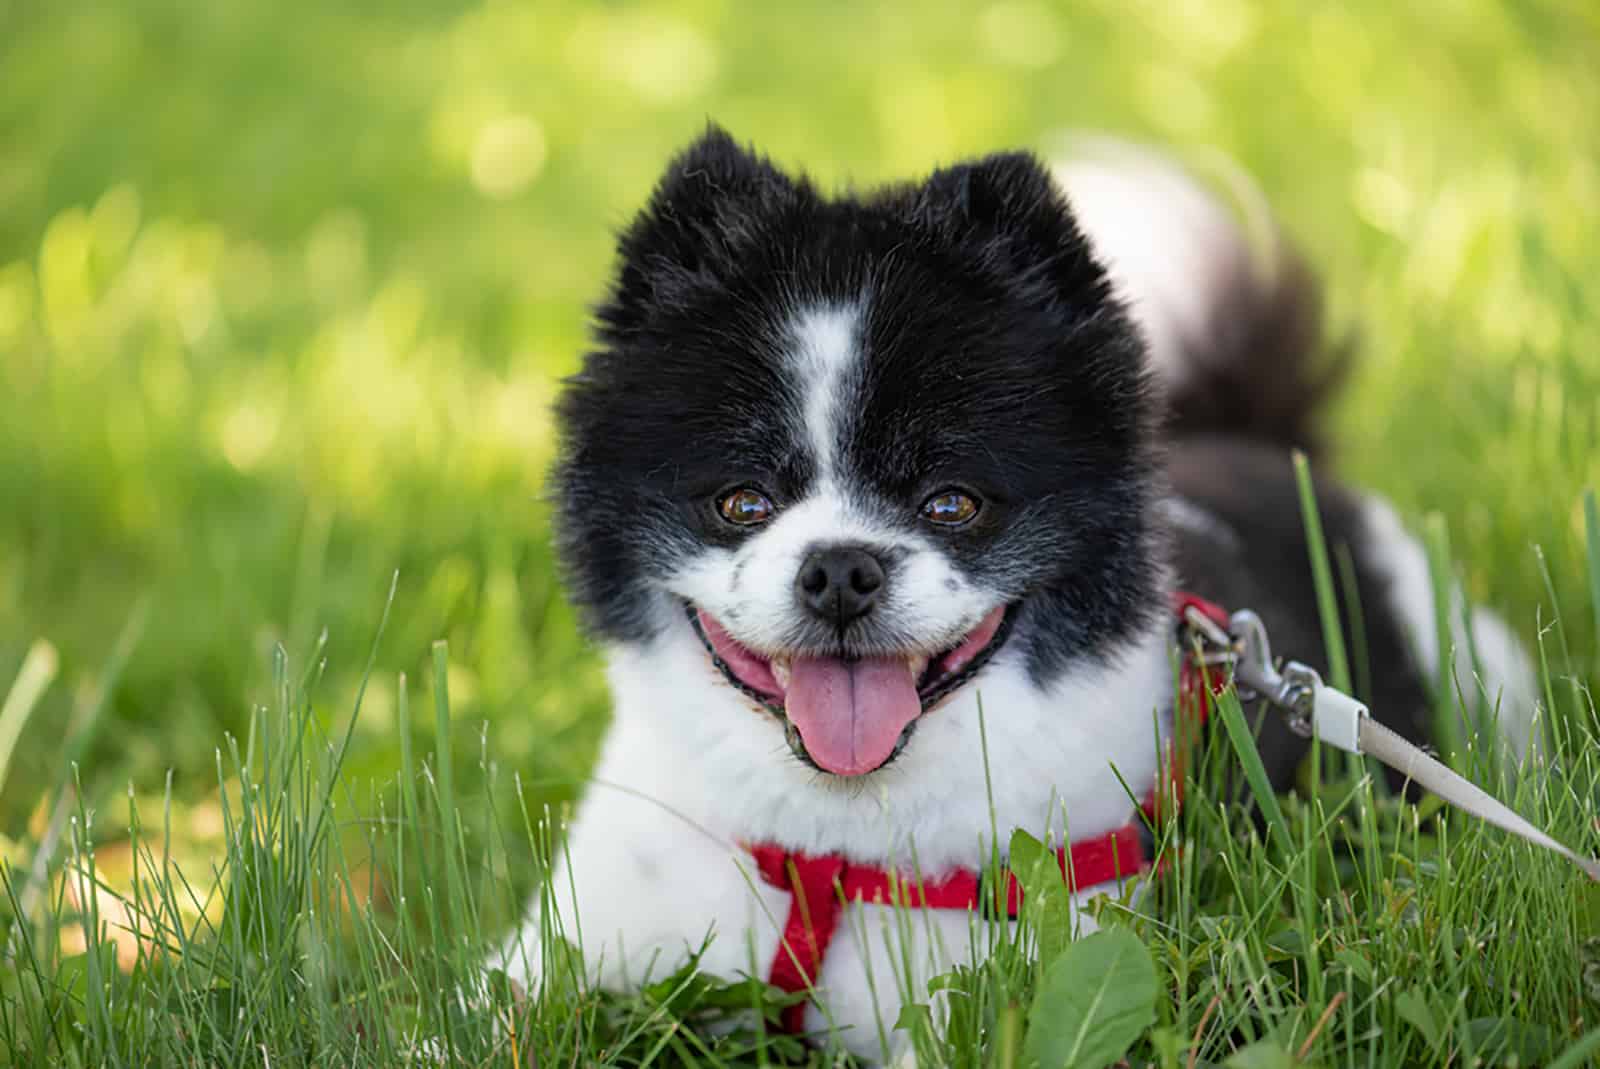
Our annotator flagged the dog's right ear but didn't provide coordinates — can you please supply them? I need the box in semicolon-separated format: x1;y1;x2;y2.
605;125;801;327
647;125;796;235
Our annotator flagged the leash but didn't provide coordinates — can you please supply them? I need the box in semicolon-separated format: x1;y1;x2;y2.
1178;603;1600;882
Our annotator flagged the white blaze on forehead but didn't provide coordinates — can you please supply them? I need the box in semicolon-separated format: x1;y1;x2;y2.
788;304;862;481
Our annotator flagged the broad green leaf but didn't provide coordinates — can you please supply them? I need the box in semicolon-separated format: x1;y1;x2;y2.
1010;828;1075;967
1009;828;1049;884
1265;926;1306;961
1464;1017;1554;1065
1224;1040;1298;1069
894;1001;933;1035
1024;927;1157;1069
1394;987;1442;1052
1333;946;1374;983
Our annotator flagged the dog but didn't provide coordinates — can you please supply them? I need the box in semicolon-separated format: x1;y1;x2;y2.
501;126;1535;1060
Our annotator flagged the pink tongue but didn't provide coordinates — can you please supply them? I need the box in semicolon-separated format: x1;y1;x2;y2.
783;656;921;776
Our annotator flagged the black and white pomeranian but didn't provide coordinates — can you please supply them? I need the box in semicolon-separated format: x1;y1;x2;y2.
502;127;1533;1059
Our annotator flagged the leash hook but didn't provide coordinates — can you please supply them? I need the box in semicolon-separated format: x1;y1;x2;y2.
1196;601;1599;881
1225;609;1316;727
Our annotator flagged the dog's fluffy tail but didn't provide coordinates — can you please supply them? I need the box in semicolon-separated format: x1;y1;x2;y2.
1052;139;1346;458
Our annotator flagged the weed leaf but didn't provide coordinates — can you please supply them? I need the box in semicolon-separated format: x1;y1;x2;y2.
1010;828;1073;967
1394;987;1442;1052
1224;1040;1298;1069
1023;927;1156;1069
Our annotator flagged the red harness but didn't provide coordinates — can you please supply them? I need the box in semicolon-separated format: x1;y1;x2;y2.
748;593;1229;1034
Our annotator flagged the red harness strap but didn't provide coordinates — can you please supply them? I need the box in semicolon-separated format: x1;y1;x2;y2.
1159;591;1231;818
750;592;1231;1035
751;825;1147;1032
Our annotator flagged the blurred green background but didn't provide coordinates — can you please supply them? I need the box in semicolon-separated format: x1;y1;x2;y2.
2;0;1598;902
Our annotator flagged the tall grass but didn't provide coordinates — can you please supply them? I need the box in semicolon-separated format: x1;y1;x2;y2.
1;486;1597;1066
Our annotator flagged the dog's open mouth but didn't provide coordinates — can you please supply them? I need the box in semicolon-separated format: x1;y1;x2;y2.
687;604;1014;776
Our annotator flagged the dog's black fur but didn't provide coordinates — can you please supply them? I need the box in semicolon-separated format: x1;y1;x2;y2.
553;126;1432;790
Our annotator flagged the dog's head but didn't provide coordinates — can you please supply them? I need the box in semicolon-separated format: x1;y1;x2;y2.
553;126;1165;779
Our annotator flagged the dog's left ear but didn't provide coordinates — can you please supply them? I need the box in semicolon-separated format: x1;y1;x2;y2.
604;125;804;331
913;152;1107;297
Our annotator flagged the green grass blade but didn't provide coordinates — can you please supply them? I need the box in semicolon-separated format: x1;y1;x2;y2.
1549;1025;1600;1069
1291;450;1352;695
306;570;398;851
430;639;465;938
1212;688;1294;858
1585;488;1600;679
12;601;148;932
1423;513;1465;761
0;640;58;797
1292;450;1362;785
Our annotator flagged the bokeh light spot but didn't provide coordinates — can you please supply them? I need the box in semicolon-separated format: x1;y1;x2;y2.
471;114;547;199
304;211;368;303
0;263;36;344
220;401;278;471
566;13;717;103
978;2;1061;69
1353;168;1414;235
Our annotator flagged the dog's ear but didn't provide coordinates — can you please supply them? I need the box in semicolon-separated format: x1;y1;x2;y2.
917;152;1059;230
912;152;1107;297
606;125;802;327
646;125;796;232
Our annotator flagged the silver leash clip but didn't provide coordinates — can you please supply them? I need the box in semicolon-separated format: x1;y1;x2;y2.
1226;610;1367;752
1179;604;1350;745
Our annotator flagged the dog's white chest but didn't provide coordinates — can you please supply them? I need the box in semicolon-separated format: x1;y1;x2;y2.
532;782;1105;1062
503;661;1138;1062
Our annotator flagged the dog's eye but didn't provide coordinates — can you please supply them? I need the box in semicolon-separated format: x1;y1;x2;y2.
718;488;775;526
921;490;980;526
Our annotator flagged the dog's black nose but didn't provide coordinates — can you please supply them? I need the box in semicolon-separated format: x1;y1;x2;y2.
796;546;885;626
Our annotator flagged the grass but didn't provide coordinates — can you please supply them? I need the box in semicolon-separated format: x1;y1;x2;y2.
3;501;1598;1066
2;0;1600;1064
